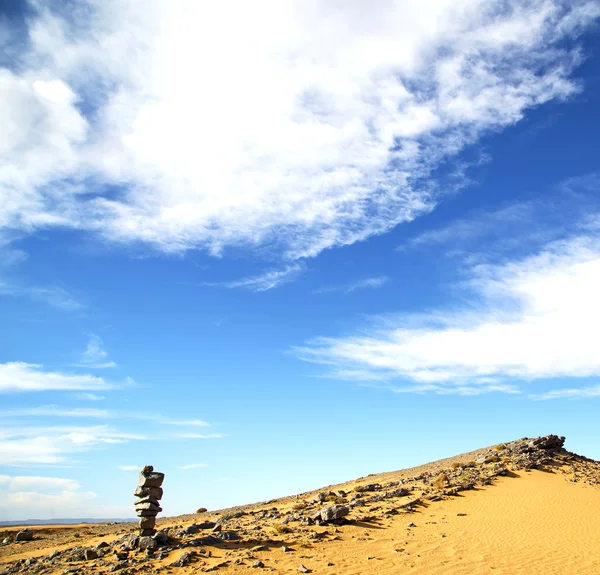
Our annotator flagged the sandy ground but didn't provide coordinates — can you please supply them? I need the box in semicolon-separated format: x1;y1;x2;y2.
1;438;599;574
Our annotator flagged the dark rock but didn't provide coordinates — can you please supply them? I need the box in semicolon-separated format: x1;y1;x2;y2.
355;483;381;492
15;530;33;542
252;560;264;568
386;488;410;498
83;549;98;561
218;530;241;541
139;529;156;536
120;534;139;551
171;551;194;567
153;531;169;545
184;521;215;534
138;536;158;551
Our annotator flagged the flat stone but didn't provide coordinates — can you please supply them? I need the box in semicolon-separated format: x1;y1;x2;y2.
138;470;165;488
135;501;162;512
139;517;156;530
134;496;160;506
137;509;160;517
134;486;163;500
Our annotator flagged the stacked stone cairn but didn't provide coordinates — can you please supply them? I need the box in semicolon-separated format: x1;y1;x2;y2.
134;465;164;536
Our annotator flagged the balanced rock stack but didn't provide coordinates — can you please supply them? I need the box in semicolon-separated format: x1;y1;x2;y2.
134;465;164;536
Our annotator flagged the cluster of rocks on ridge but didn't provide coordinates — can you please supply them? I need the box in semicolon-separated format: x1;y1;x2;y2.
2;435;598;575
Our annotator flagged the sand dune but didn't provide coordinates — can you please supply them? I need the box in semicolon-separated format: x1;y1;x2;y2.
1;435;599;574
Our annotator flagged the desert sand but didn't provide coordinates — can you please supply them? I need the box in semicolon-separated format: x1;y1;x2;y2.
1;434;599;574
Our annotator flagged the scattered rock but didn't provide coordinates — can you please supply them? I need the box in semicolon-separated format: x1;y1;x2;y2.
138;536;158;551
298;564;311;573
319;505;350;523
252;560;264;568
15;530;33;542
171;551;194;567
83;549;98;561
120;534;139;551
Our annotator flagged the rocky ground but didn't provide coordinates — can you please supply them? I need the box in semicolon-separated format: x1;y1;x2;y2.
1;435;599;575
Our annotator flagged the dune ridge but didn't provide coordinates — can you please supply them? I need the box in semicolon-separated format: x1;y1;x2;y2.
1;434;599;574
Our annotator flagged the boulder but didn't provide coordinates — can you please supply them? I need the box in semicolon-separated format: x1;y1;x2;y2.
138;536;158;550
120;534;139;551
84;549;98;561
319;505;350;523
15;530;34;542
153;531;169;545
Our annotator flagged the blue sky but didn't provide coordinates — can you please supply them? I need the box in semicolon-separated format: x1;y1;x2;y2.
1;0;600;521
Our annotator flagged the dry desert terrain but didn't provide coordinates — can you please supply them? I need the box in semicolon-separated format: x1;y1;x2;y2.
1;434;599;575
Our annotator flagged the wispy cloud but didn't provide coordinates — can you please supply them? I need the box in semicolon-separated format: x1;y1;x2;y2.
171;433;226;439
296;227;600;395
77;334;117;369
530;384;600;400
203;264;303;292
315;276;389;294
0;405;210;428
398;173;600;260
0;425;146;466
0;283;84;312
179;463;208;470
0;363;117;393
0;1;597;258
117;465;139;471
0;473;131;521
74;392;105;401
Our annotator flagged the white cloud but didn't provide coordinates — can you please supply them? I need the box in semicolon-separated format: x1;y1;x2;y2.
171;433;226;439
0;475;80;491
0;425;146;465
530;384;600;400
0;362;116;393
0;405;211;428
0;406;110;418
75;392;105;401
0;281;84;311
117;465;139;471
0;473;132;520
0;1;597;259
179;463;208;470
296;230;600;394
78;334;117;369
315;275;389;294
204;264;303;292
